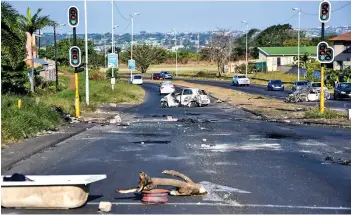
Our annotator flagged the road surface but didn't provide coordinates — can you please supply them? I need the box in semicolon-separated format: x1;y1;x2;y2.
179;79;351;111
3;82;351;214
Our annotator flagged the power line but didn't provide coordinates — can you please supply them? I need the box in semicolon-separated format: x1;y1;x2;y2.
332;2;351;12
123;20;131;31
113;2;129;21
301;2;351;16
278;12;299;25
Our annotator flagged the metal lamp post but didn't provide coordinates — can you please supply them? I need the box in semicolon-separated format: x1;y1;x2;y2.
241;20;249;77
293;8;301;81
171;29;178;77
53;24;66;92
130;12;139;81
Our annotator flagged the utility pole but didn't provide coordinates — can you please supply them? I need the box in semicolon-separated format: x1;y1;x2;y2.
111;0;115;90
54;25;58;92
171;29;178;77
38;29;41;58
293;8;301;81
84;0;89;105
130;12;139;81
241;21;249;77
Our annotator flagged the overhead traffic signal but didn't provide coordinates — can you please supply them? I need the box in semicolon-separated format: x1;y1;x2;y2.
317;42;334;63
68;6;79;27
69;46;81;67
319;1;331;23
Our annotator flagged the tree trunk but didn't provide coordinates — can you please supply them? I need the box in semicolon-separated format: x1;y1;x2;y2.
116;170;207;196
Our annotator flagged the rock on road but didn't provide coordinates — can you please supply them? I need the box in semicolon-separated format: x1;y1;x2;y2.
2;82;351;214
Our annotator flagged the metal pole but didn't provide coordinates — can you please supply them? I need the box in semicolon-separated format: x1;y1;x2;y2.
131;16;134;81
73;27;80;117
38;29;41;58
84;0;89;105
30;35;35;92
245;24;248;77
297;11;301;81
320;22;325;114
104;34;107;68
111;0;115;90
175;31;178;77
54;25;59;92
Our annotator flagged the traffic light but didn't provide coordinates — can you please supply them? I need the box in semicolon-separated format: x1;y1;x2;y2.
319;1;331;23
68;6;79;27
69;46;81;67
317;42;334;63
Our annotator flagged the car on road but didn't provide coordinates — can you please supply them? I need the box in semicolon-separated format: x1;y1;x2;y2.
334;82;351;100
152;73;163;80
160;71;173;79
267;80;284;91
160;88;210;108
307;82;330;100
292;80;308;92
129;74;143;85
232;75;250;86
159;81;175;95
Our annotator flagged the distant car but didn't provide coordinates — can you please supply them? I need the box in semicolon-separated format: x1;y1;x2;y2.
292;80;308;92
129;74;143;85
159;81;175;95
232;75;250;86
152;73;163;80
334;82;351;100
267;80;284;91
307;82;330;100
160;71;173;79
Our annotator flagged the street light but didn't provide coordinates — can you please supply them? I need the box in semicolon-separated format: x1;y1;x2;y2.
130;12;139;81
241;20;248;77
171;29;178;77
113;25;119;53
293;7;301;81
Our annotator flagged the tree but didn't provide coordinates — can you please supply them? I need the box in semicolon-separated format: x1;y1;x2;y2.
1;2;28;94
122;44;168;73
293;52;312;68
18;7;54;92
209;29;231;77
232;28;260;60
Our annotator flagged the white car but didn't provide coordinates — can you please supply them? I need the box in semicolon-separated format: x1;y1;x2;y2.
159;81;175;95
232;75;250;86
129;75;143;85
160;88;211;108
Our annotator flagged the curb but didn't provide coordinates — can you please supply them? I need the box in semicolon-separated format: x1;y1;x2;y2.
1;123;94;172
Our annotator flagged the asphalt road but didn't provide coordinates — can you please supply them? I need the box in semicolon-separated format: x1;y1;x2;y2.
3;82;351;214
177;79;351;111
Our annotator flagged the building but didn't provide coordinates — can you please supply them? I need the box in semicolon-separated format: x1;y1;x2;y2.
329;32;351;70
258;46;316;71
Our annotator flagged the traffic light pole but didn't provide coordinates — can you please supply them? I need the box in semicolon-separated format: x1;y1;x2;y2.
73;27;80;117
54;25;59;92
320;22;325;114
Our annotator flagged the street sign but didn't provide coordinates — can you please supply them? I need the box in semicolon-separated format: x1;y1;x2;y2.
108;53;118;69
128;59;136;70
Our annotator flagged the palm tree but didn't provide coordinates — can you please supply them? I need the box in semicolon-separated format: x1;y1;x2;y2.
1;2;21;45
18;7;54;92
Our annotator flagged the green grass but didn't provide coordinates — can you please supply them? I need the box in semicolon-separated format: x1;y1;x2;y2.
305;107;346;119
1;95;63;144
249;72;301;87
1;72;145;145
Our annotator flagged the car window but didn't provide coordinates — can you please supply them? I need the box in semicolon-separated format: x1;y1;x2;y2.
297;82;307;86
161;82;172;86
238;75;246;79
339;83;351;89
271;80;282;84
311;83;321;87
134;75;142;79
183;89;193;95
199;90;208;95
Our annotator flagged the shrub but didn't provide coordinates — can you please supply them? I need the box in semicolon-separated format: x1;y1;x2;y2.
105;68;118;79
305;107;344;119
89;70;106;81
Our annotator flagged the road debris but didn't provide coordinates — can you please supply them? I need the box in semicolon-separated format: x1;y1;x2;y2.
324;156;351;166
116;170;207;196
202;138;207;142
98;201;112;212
216;100;223;103
118;122;130;126
142;189;169;204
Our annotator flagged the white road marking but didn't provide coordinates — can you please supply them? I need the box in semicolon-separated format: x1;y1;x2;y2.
86;202;351;210
199;181;250;202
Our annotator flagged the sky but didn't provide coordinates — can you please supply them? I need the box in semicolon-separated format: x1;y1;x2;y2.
9;0;351;34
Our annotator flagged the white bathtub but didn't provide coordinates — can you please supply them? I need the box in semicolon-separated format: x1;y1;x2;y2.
1;174;106;209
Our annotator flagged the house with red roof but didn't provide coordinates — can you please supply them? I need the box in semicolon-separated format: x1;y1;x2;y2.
329;32;351;71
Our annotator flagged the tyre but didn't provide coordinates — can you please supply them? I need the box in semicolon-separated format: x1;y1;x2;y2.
160;101;168;108
189;101;198;108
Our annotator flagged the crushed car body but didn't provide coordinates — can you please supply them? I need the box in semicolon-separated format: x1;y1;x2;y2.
160;88;211;108
285;86;330;103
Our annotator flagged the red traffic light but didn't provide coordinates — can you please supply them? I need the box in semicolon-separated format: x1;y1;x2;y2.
323;4;328;9
73;55;77;59
71;15;76;19
321;52;325;55
68;6;79;27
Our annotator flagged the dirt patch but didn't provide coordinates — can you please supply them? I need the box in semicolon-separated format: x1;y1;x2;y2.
173;80;351;127
61;70;75;91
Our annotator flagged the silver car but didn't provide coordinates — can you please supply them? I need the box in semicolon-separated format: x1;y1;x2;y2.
292;81;308;92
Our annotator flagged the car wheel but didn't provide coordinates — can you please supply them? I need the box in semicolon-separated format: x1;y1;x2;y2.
160;101;168;108
189;101;198;108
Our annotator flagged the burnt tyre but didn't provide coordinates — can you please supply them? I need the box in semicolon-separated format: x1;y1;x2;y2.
160;101;168;108
189;101;198;108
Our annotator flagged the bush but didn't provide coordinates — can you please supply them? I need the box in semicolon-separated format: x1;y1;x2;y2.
89;69;106;81
305;107;344;119
235;63;255;74
1;95;63;144
105;68;118;79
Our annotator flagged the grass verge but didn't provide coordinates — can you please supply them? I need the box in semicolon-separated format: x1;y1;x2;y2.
172;80;350;127
1;71;145;145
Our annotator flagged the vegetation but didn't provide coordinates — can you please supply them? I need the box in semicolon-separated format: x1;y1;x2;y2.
305;107;345;119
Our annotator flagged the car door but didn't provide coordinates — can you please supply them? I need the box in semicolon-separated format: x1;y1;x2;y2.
181;89;193;105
